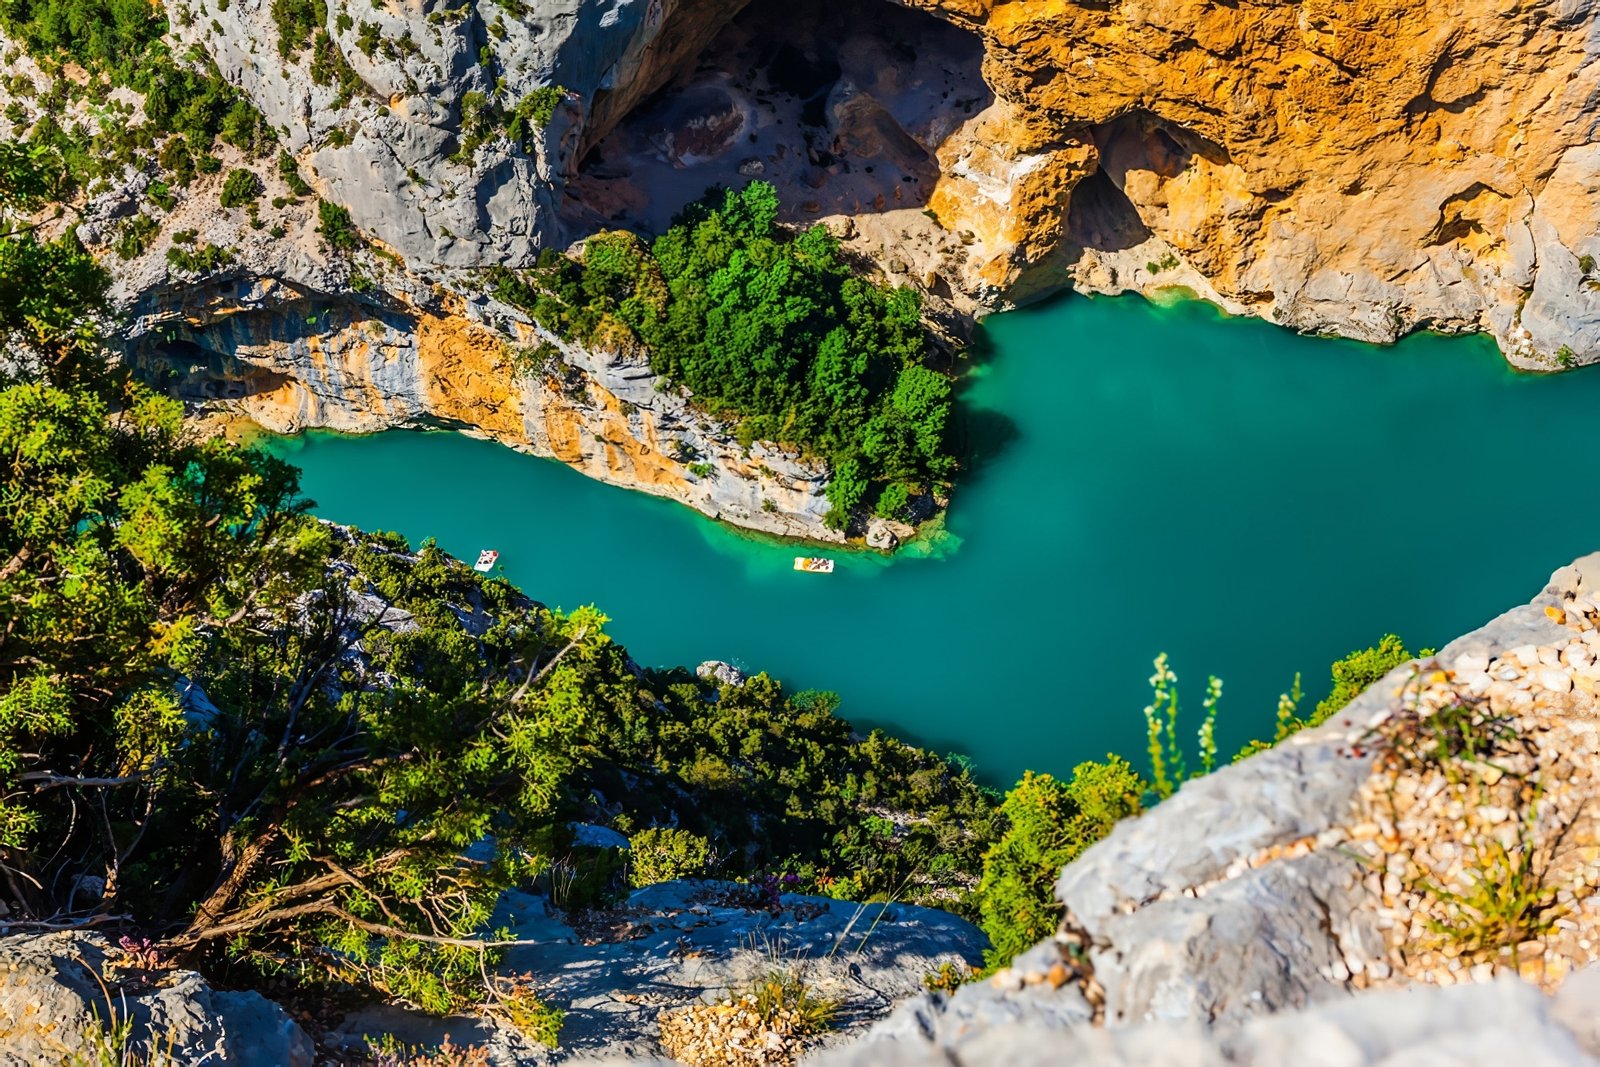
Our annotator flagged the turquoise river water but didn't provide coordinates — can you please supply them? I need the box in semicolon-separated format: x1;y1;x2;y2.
264;294;1600;786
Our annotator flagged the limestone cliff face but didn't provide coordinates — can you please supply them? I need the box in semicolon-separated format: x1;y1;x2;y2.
128;271;840;543
17;0;1600;544
908;0;1600;368
160;0;1600;373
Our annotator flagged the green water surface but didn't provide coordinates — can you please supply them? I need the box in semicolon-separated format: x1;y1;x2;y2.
265;294;1600;785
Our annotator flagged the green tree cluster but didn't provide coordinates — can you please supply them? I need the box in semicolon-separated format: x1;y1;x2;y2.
975;761;1143;969
490;182;958;527
626;828;713;888
586;674;1000;914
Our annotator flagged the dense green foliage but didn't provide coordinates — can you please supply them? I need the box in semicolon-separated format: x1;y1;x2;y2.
219;167;260;209
490;182;958;527
0;0;270;196
0;0;162;75
586;672;1000;913
0;144;108;385
625;828;712;888
975;762;1143;969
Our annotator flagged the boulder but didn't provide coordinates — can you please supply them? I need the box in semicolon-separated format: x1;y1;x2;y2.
823;973;1600;1066
0;933;313;1067
695;660;747;687
865;519;900;551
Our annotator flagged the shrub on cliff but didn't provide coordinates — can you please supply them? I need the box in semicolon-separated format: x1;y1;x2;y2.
318;198;361;251
1234;634;1434;760
1311;634;1431;725
627;828;714;887
488;181;958;528
977;760;1144;970
219;167;260;208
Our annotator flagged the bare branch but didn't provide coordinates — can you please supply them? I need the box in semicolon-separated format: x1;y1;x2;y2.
509;626;588;706
19;772;148;791
170;900;540;951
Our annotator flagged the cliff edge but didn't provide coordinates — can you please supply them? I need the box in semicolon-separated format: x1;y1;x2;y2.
824;551;1600;1062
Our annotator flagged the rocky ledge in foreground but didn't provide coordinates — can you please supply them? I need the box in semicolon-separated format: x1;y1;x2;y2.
327;881;982;1064
0;932;313;1066
827;552;1600;1063
0;880;980;1065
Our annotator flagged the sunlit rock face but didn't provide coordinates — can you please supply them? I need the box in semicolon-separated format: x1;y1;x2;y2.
901;0;1600;366
174;0;1600;365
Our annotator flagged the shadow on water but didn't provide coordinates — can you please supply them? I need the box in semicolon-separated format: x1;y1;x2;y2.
947;300;1025;492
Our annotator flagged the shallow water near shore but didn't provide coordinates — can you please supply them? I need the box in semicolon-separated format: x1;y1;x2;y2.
264;293;1600;785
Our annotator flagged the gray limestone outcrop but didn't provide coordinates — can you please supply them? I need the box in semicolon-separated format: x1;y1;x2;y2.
820;973;1600;1067
0;932;313;1066
162;0;709;269
323;880;985;1063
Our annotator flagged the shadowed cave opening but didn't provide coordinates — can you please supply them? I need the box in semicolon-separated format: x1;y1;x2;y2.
565;0;992;235
1065;109;1236;261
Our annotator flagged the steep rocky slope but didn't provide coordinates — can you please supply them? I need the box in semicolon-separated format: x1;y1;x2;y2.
156;0;1600;372
0;933;313;1066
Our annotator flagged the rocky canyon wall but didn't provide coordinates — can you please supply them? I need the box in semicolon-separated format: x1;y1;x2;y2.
14;0;1600;540
156;0;1600;376
908;0;1600;368
124;256;839;543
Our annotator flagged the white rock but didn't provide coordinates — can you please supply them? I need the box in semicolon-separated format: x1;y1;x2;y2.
1538;666;1574;693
